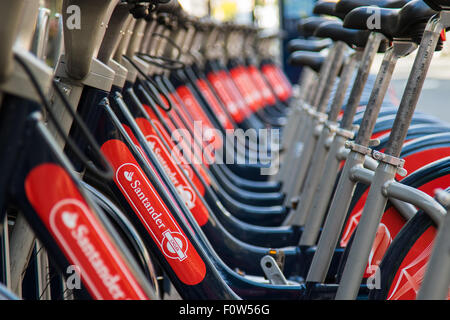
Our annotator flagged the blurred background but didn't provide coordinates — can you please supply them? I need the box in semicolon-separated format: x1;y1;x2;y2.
41;0;317;83
40;0;450;120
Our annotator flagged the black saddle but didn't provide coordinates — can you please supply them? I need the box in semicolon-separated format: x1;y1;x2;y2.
288;51;325;72
314;20;371;48
313;1;347;20
344;0;437;43
287;38;332;53
423;0;450;10
335;0;411;15
298;16;334;37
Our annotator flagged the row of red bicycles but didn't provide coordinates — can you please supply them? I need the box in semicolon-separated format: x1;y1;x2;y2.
0;0;448;300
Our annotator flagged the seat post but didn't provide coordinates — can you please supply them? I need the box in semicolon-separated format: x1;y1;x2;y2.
284;49;360;226
302;42;418;242
336;11;450;300
339;32;385;131
285;42;348;206
317;41;348;114
311;42;342;110
273;66;319;183
281;40;345;198
305;31;384;283
0;0;25;83
285;33;383;209
299;49;362;241
279;66;316;154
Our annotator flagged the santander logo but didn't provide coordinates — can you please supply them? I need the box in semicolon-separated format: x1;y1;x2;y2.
101;139;207;285
51;200;128;300
62;211;78;229
176;185;196;210
25;163;149;300
124;171;134;182
145;134;196;210
117;163;189;262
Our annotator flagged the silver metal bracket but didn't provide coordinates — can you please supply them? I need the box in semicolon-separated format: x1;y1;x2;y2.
0;49;53;102
310;110;328;123
344;141;372;156
260;255;288;285
325;121;339;133
337;145;349;161
328;122;358;140
55;55;115;92
301;104;313;114
345;141;407;177
372;150;407;177
336;127;356;140
324;135;335;149
108;59;128;89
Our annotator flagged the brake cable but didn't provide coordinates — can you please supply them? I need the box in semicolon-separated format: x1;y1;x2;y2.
141;31;204;66
14;54;114;181
121;54;173;112
142;31;183;60
136;52;185;70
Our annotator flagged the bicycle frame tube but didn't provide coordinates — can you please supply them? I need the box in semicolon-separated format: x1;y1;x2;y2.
306;32;386;283
280;44;340;192
286;51;361;227
284;42;349;203
0;93;154;300
418;190;450;300
73;85;238;299
336;13;449;300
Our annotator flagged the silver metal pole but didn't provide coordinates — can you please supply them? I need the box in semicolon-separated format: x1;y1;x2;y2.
9;213;36;297
306;33;385;282
35;241;51;300
291;51;358;226
336;15;445;300
418;190;450;300
285;42;348;202
31;8;51;61
279;44;338;186
281;67;315;151
298;52;361;238
1;214;11;290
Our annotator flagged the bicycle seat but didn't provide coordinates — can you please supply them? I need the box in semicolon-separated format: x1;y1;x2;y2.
423;0;450;10
335;0;412;15
288;51;325;72
313;1;347;20
287;38;332;53
344;0;437;42
314;20;371;48
298;16;334;37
